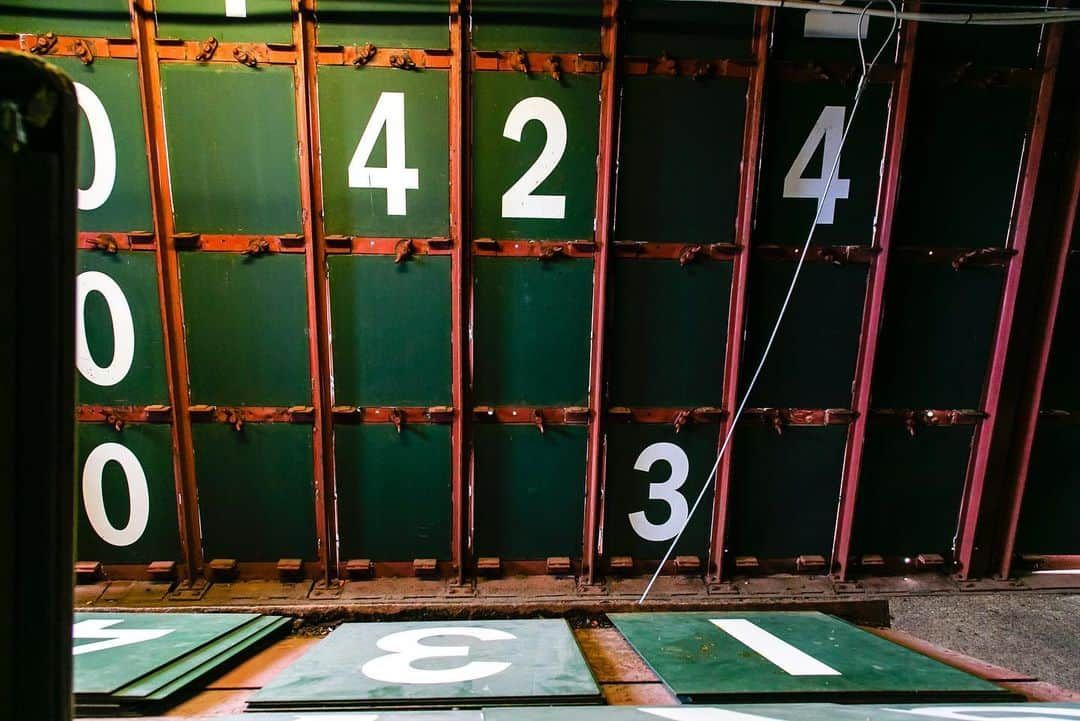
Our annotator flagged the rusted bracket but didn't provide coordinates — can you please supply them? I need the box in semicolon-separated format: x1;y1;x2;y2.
873;408;988;436
394;238;415;264
88;233;118;254
546;55;562;81
951;247;1018;270
746;408;858;434
389;51;417;70
656;51;678;76
563;406;590;424
678;244;704;267
233;46;258;67
223;408;244;432
894;246;1017;268
673;409;691;434
692;61;714;81
353;42;377;67
172;232;201;249
287;405;315;422
674;555;701;573
389;408;404;434
796;554;827;572
538;244;566;261
345;558;374;579
72;38;94;65
755;244;879;264
425;406;455;424
241;237;271;256
127;230;155;246
428;236;452;250
574;53;605;74
474;238;499;252
194;36;218;62
510;48;529;74
532;409;546;435
28;32;57;55
104;412;124;432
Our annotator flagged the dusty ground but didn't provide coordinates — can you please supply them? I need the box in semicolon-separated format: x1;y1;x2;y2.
890;593;1080;692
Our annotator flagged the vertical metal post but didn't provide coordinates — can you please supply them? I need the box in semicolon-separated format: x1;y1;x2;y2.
450;0;470;586
708;7;770;583
997;121;1079;579
297;0;338;585
132;0;203;584
955;22;1063;579
582;0;620;587
831;12;918;581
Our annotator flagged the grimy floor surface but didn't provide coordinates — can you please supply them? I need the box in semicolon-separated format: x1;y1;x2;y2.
891;593;1080;692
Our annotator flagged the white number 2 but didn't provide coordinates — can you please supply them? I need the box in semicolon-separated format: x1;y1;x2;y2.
74;82;116;212
348;92;420;216
501;97;567;219
783;105;850;224
628;442;690;543
361;627;515;685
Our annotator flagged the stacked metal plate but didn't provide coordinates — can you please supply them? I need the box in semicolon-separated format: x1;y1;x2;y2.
248;619;602;711
73;611;290;716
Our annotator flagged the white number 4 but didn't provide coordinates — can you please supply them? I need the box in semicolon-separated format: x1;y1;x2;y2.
783;105;850;225
348;92;420;216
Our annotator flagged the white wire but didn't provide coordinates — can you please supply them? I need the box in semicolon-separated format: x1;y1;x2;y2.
673;0;1080;25
637;0;900;605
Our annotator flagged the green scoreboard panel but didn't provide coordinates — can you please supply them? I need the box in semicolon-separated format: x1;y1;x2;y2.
250;620;601;709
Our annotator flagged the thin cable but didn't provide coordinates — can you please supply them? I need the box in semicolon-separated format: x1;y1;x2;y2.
673;0;1080;25
638;0;899;605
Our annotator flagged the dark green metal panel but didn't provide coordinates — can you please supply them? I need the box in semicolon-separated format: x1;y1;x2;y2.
47;57;153;233
1040;255;1080;409
155;0;293;43
602;423;718;560
609;611;1009;702
621;0;754;59
473;424;586;560
180;252;310;406
473;257;592;406
77;250;168;405
0;0;131;37
917;2;1043;68
472;72;600;241
488;705;1080;721
772;10;897;64
329;255;451;406
335;423;451;561
73;612;259;695
250;620;600;708
727;425;846;561
756;81;889;246
193;423;316;561
161;63;302;235
853;424;973;558
614;76;746;244
470;1;601;53
744;262;866;408
76;423;179;564
315;1;450;49
872;264;1003;409
608;259;732;408
1016;422;1080;554
893;82;1033;248
319;65;449;238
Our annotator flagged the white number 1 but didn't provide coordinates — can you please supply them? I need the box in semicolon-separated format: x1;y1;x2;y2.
225;0;247;18
783;105;850;224
348;92;420;216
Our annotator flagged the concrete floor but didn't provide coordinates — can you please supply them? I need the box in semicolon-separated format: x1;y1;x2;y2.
890;593;1080;692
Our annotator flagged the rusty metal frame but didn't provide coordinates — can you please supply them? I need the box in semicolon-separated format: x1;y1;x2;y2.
831;8;919;582
954;21;1063;580
581;0;621;587
708;6;771;584
996;73;1080;581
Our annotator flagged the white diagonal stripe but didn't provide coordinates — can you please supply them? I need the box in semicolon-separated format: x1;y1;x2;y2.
710;619;841;676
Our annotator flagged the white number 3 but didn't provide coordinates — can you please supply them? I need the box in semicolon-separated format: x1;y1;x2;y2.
361;627;515;685
629;442;690;543
783;105;850;224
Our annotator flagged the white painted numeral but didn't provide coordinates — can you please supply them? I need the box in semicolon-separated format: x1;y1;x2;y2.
886;707;1080;721
82;442;150;548
73;619;171;656
76;271;135;387
361;627;515;685
628;442;690;543
501;97;567;219
710;619;841;676
74;82;117;211
782;105;850;224
642;708;787;721
225;0;247;18
348;91;419;216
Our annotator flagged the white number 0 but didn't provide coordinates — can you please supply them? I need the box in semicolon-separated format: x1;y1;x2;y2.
74;82;116;212
76;271;135;388
629;442;690;543
82;442;150;547
501;97;567;219
783;105;850;224
361;627;515;685
348;92;420;216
